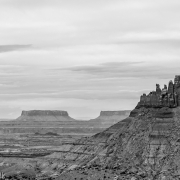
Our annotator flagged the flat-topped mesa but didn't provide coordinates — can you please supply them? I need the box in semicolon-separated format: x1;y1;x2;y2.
21;110;69;116
89;110;131;127
137;75;180;108
17;110;75;121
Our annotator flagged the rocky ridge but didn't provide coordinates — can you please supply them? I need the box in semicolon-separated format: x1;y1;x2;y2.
54;106;180;180
54;75;180;179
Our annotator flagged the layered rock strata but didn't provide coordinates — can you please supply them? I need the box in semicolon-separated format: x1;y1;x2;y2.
54;106;180;180
53;75;180;179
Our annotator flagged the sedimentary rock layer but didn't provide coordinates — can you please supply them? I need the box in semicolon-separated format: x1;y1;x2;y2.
54;106;180;180
99;111;130;116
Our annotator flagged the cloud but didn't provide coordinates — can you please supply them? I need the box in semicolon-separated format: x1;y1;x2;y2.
64;61;180;80
0;45;32;53
0;0;180;119
0;89;145;101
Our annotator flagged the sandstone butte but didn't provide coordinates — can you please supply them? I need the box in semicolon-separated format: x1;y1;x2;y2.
89;110;131;126
16;110;130;122
54;75;180;180
16;110;76;121
4;110;130;135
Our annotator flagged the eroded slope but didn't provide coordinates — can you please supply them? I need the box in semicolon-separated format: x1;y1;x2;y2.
56;107;180;180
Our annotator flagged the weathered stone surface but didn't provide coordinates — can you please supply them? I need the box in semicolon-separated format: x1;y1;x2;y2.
153;107;174;118
56;106;180;180
99;111;130;116
138;75;180;108
129;109;139;117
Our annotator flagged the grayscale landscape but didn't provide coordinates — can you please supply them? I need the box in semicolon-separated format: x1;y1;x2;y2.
0;110;130;179
1;0;180;180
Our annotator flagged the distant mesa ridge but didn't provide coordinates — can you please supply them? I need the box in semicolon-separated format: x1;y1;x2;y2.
90;110;131;125
21;110;69;116
137;75;180;108
16;110;131;124
17;110;74;121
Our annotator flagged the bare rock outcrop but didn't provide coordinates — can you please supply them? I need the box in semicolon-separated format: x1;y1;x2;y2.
55;106;180;180
55;75;180;179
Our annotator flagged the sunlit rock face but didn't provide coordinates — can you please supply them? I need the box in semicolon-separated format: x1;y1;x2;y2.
16;110;75;121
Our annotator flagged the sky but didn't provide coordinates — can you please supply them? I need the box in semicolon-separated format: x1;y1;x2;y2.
0;0;180;119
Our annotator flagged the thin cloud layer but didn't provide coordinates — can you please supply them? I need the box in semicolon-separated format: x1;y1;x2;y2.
0;45;32;53
67;61;180;79
0;0;179;119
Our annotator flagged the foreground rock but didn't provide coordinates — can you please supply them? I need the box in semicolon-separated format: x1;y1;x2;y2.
55;106;180;180
54;75;180;180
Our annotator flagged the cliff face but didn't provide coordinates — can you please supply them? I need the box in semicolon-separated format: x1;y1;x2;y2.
53;106;180;179
16;110;75;121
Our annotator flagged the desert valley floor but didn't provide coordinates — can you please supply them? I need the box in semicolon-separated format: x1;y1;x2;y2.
0;110;130;180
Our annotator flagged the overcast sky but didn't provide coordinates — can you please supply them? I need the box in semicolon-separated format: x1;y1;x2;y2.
0;0;180;119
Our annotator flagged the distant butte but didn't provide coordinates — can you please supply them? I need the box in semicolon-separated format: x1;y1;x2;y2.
90;110;130;126
16;110;76;121
21;110;69;116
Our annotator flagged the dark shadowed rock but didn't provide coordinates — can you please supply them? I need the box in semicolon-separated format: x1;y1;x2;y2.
153;107;174;118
